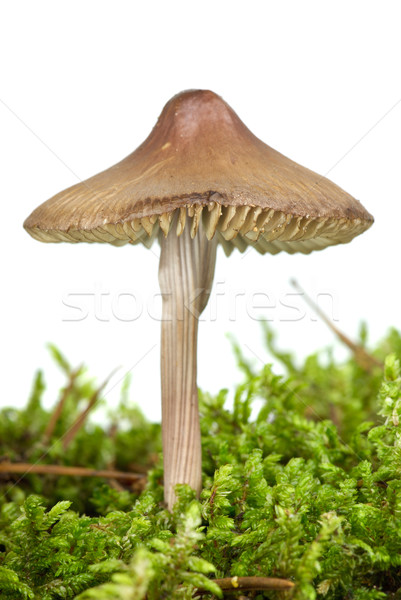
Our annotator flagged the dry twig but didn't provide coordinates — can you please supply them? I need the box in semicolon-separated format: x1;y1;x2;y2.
42;365;83;444
62;368;118;449
195;575;295;595
0;461;145;484
291;278;382;372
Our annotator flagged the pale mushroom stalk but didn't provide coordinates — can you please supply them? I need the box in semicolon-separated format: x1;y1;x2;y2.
159;218;217;509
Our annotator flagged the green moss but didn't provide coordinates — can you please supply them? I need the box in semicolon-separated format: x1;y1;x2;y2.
1;329;401;598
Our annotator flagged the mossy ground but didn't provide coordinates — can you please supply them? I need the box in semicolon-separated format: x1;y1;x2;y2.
1;327;401;599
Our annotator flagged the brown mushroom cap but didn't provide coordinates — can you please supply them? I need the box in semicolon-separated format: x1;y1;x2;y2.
24;89;373;255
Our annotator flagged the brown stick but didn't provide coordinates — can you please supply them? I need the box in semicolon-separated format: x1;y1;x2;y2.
290;278;382;372
0;461;145;482
195;576;295;595
62;368;118;449
42;365;83;444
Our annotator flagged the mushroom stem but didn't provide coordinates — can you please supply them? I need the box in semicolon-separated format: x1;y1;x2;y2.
159;218;217;510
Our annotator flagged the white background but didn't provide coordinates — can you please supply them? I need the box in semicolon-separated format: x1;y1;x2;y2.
1;1;400;421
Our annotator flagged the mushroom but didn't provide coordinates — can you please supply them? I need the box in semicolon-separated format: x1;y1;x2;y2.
24;89;374;509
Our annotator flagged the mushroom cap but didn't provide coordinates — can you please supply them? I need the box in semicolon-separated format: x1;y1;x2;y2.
24;89;373;255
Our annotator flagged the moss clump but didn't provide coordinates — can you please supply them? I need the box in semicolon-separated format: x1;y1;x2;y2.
1;328;401;599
